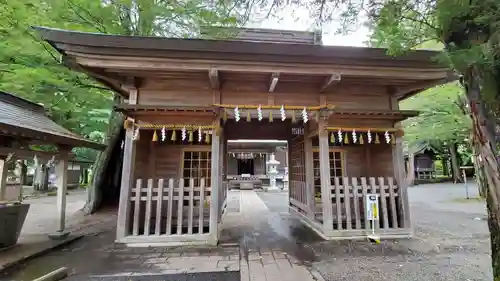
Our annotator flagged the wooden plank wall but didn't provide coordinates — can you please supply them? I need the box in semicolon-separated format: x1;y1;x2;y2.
137;77;392;111
133;130;211;181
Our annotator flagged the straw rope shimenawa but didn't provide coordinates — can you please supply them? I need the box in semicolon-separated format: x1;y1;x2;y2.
212;104;335;110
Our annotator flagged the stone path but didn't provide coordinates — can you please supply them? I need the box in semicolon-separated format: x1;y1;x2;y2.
2;189;323;281
5;184;488;281
222;190;324;281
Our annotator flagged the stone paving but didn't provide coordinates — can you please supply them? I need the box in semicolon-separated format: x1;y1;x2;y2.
221;190;324;281
1;183;493;281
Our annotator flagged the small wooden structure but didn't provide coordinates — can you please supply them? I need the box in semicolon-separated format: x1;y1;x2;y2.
36;26;454;245
0;91;104;242
227;140;287;189
404;141;439;185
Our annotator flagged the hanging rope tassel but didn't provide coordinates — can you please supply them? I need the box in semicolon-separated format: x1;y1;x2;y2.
171;130;177;141
269;111;273;122
223;110;228;123
291;110;296;123
344;133;349;144
188;130;194;143
152;130;158;142
246;111;251;122
359;134;364;144
391;133;396;143
133;127;140;141
330;132;335;143
205;132;211;144
375;133;380;144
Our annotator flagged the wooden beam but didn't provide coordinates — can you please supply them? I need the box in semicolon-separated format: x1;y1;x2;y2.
304;123;315;219
208;69;220;89
209;121;220;244
72;55;451;80
0;147;76;160
394;73;457;97
268;72;279;92
54;153;69;234
320;73;341;92
0;157;7;201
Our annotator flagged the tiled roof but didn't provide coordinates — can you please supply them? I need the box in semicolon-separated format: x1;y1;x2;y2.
0;91;105;150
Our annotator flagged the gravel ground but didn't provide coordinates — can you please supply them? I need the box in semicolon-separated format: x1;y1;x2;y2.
310;183;492;281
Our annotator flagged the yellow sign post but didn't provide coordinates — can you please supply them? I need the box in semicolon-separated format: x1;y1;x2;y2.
366;194;380;244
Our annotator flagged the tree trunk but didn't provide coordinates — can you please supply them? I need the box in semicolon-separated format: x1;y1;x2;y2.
441;157;449;177
33;163;49;191
406;153;415;185
82;113;125;214
462;67;500;278
471;138;486;197
449;142;462;183
20;160;27;185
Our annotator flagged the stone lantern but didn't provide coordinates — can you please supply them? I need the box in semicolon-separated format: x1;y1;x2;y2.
266;153;280;191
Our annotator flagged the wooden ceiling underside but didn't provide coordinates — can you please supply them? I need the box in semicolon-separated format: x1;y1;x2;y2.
68;50;455;99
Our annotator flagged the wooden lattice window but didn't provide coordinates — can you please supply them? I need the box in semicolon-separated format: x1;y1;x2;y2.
290;137;305;183
313;150;344;194
182;150;211;187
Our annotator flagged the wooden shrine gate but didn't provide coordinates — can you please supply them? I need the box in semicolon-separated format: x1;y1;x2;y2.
36;26;453;246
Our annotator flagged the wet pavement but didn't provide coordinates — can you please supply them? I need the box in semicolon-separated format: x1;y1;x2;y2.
219;190;322;265
0;183;493;281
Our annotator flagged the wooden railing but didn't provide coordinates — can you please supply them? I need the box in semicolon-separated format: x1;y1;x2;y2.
289;180;308;214
325;177;401;231
218;181;228;222
129;178;212;236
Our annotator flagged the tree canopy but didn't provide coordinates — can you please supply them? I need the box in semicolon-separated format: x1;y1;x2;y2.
0;0;247;160
401;82;471;148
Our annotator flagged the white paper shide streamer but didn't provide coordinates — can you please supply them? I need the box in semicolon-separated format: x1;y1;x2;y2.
198;127;202;142
301;107;308;123
234;106;240;122
132;127;140;140
257;105;263;121
367;130;372;143
337;129;342;142
352;129;357;143
280;105;286;121
384;131;391;143
181;127;187;141
161;126;166;141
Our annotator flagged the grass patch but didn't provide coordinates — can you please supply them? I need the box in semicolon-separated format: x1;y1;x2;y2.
449;197;484;203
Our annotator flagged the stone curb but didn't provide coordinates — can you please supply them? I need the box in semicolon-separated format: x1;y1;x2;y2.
309;266;327;281
32;267;68;281
0;235;83;274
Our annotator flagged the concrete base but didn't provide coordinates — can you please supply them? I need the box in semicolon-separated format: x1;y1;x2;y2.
48;231;70;240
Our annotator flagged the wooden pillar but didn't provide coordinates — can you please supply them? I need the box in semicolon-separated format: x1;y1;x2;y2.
116;124;137;240
54;154;69;234
117;83;138;241
304;125;315;219
0;157;8;201
318;120;333;230
393;133;411;229
209;124;221;244
389;89;411;229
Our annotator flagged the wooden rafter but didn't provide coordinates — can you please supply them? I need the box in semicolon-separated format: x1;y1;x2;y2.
0;147;75;160
268;72;279;92
70;54;451;80
208;68;220;89
320;73;341;92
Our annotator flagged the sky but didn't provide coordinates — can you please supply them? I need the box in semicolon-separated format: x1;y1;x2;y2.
246;6;370;47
